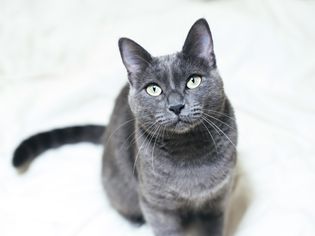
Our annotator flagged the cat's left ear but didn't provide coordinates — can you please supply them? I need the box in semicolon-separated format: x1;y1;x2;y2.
118;38;152;75
182;18;215;65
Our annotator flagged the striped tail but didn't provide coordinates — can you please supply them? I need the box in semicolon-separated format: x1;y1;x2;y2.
13;125;106;168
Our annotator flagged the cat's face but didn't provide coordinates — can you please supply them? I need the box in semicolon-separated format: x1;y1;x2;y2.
119;19;225;133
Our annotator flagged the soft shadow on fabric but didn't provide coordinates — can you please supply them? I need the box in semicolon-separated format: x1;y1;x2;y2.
225;156;252;236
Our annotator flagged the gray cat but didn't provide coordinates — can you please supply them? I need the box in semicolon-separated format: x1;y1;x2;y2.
13;18;237;236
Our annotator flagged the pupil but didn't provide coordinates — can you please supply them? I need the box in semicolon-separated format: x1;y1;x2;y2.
153;87;156;92
192;78;195;83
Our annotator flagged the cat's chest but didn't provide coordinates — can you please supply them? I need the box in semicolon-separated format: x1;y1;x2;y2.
139;153;232;210
136;130;234;208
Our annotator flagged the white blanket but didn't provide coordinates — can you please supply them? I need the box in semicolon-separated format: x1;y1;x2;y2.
1;0;315;235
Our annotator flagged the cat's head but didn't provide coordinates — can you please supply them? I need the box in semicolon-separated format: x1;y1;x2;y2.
119;18;225;133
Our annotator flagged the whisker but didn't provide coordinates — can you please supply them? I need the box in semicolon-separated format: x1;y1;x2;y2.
121;119;153;150
105;114;152;148
202;108;236;121
202;116;236;149
151;125;162;174
132;122;158;174
202;112;236;131
200;118;218;155
105;118;136;146
123;123;147;148
114;122;145;154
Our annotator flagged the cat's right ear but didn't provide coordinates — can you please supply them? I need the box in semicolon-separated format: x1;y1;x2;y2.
118;38;152;77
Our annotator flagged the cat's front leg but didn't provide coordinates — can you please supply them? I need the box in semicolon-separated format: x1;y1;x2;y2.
196;211;224;236
140;199;185;236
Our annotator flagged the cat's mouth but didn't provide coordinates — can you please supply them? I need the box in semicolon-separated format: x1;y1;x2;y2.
158;115;201;133
178;117;192;124
169;116;197;132
175;119;189;127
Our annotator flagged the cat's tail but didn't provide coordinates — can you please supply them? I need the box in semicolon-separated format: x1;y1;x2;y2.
12;125;106;168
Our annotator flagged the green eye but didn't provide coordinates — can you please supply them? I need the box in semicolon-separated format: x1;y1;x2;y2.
146;84;162;96
186;75;202;89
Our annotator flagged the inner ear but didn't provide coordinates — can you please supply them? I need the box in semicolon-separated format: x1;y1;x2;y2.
182;18;215;65
118;38;152;75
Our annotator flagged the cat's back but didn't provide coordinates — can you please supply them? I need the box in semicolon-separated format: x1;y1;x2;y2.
102;84;143;217
110;83;131;116
103;83;134;146
102;83;137;178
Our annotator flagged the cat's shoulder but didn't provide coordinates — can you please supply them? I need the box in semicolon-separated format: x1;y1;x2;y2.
115;83;130;103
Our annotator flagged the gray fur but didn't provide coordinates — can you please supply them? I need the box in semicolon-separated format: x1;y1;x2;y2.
102;18;237;236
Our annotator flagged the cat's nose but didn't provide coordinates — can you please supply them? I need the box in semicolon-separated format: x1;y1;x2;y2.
168;104;185;115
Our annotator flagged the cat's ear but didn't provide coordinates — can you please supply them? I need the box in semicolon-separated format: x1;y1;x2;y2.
182;18;215;65
118;38;152;75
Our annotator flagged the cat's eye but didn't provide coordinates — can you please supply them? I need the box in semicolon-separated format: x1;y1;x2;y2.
146;84;162;96
186;75;202;89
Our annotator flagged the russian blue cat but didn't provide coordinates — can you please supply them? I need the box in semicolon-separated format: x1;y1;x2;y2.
13;18;237;236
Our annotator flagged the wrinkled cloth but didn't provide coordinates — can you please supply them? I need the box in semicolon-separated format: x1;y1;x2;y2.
1;0;314;235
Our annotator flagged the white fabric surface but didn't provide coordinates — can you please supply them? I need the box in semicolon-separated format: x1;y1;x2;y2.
1;0;315;235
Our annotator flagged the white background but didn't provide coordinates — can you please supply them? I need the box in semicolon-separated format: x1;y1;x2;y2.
1;0;315;235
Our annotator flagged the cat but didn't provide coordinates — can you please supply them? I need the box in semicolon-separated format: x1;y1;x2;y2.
13;18;237;236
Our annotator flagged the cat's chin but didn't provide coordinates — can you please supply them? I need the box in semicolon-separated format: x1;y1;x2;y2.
168;118;200;134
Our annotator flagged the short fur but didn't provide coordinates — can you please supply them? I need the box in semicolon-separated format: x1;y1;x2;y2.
103;19;237;235
13;19;237;236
